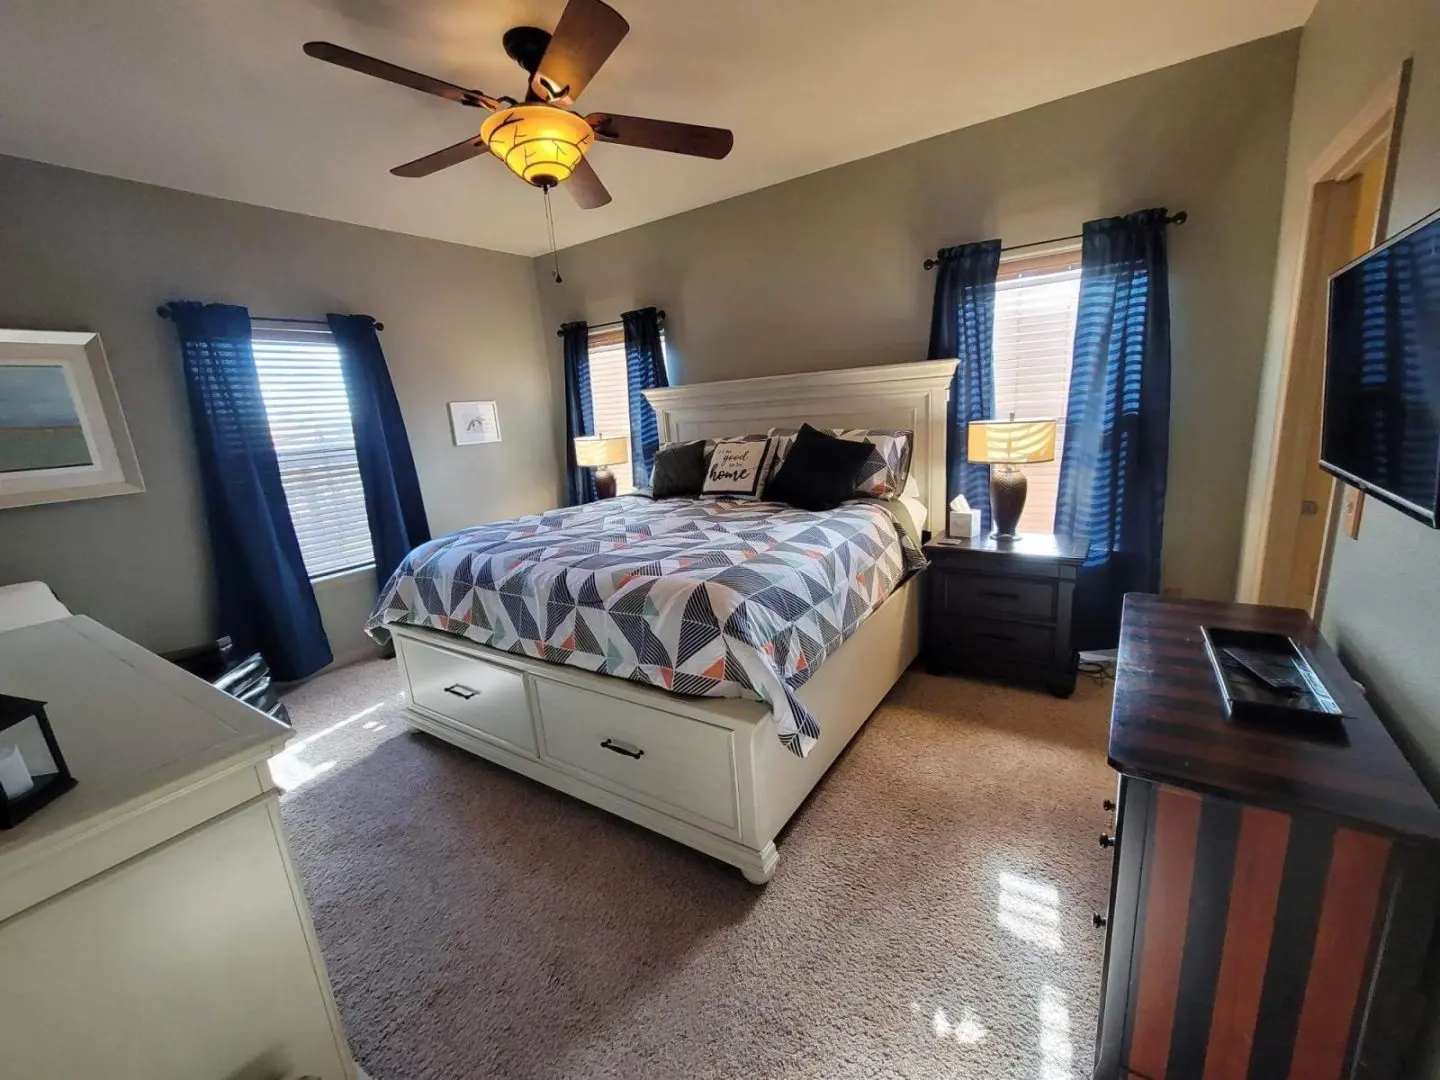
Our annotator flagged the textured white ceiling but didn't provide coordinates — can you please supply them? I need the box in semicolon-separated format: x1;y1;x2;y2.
0;0;1314;256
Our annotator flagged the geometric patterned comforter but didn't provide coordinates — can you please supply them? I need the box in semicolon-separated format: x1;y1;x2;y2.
366;495;925;756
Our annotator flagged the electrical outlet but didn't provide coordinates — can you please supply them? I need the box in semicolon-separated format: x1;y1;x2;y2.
1342;487;1365;539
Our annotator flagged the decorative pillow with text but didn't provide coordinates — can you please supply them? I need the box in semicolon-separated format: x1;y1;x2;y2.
701;436;776;499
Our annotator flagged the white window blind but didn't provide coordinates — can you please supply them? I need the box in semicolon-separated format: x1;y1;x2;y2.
584;323;670;493
251;327;374;579
586;326;634;494
991;254;1082;534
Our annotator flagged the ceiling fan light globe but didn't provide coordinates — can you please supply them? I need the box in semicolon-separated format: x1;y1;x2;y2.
479;105;594;187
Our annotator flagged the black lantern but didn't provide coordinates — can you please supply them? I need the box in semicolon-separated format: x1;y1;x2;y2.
0;694;77;829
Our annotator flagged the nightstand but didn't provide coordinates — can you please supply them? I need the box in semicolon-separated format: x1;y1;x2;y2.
922;533;1087;697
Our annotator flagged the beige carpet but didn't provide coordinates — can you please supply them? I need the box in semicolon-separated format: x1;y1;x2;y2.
279;658;1115;1080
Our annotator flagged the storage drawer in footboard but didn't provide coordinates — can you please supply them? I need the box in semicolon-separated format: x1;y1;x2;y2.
400;636;538;757
534;680;740;836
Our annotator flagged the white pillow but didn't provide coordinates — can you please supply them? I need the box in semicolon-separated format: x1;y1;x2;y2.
702;436;776;499
899;474;928;530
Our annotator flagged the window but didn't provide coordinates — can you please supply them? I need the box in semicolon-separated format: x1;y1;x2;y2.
991;249;1082;533
584;324;668;494
251;326;374;579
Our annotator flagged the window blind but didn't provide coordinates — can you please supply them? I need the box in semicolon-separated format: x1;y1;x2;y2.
251;327;374;578
991;262;1082;534
586;326;635;493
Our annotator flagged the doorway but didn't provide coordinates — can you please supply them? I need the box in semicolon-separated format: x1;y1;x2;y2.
1247;65;1409;614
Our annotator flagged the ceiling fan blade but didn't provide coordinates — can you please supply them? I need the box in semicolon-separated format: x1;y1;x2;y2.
390;137;489;178
566;157;612;210
304;42;500;110
530;0;630;105
586;113;734;159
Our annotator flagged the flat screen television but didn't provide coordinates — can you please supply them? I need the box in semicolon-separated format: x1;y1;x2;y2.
1322;206;1440;526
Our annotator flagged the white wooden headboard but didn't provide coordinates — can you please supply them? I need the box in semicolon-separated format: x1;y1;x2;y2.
643;360;957;519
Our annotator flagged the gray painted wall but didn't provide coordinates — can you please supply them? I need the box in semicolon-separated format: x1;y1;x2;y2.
1243;4;1440;787
534;33;1300;603
0;154;555;663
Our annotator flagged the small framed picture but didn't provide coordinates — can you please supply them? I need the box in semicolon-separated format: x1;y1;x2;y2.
449;400;502;445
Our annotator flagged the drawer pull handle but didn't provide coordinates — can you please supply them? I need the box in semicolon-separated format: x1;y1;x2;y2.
979;589;1021;600
443;683;479;700
980;632;1017;643
601;738;645;760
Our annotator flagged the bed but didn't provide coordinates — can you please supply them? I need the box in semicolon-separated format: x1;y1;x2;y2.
372;359;956;882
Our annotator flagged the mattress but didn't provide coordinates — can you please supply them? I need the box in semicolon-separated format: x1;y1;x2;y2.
367;494;925;755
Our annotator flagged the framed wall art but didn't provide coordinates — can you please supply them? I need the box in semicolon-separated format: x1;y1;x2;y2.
0;330;144;510
449;400;502;445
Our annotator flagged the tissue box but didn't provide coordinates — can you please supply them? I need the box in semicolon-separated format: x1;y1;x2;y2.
948;508;981;538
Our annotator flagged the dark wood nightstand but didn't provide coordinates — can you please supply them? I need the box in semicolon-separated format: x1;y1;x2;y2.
921;533;1086;697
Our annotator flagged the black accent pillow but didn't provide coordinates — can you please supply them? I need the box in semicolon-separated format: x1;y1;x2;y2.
764;424;874;511
650;440;709;498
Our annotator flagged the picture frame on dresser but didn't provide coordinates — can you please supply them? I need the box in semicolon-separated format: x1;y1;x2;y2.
0;330;144;510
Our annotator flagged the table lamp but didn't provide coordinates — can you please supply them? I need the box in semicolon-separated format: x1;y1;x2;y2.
573;435;629;499
966;418;1057;539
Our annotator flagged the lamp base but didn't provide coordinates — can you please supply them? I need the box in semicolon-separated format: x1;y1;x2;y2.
594;467;617;500
989;464;1028;539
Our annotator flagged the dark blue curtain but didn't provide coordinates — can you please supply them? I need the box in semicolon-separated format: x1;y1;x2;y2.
168;301;332;680
1055;208;1173;650
328;314;430;589
622;307;669;487
561;320;597;505
928;240;1002;530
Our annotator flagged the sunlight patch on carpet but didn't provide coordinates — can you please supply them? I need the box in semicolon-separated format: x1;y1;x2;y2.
1038;983;1073;1080
997;871;1063;952
273;697;397;796
912;1000;989;1046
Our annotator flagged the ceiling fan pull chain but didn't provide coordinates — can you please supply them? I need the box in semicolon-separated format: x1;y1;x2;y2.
544;184;564;284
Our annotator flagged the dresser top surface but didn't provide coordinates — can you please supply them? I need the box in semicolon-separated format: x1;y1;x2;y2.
1111;595;1440;841
0;616;290;857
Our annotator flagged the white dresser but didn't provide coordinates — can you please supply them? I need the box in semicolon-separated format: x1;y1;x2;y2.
0;616;354;1080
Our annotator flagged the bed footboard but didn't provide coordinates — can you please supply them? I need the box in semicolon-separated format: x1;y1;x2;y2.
389;576;921;883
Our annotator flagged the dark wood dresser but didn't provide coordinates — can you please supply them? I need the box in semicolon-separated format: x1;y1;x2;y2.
922;533;1085;696
1095;595;1440;1080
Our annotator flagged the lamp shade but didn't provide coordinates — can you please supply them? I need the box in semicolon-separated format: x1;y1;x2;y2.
573;435;629;468
967;419;1058;464
480;105;595;187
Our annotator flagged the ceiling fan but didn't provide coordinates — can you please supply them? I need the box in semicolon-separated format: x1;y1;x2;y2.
303;0;734;212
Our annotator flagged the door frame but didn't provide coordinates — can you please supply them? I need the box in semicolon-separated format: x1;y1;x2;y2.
1244;63;1410;615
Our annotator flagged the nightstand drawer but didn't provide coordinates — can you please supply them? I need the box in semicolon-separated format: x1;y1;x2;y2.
942;574;1058;623
942;618;1055;663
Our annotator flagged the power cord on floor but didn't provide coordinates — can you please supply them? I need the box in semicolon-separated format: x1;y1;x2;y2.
1078;658;1116;687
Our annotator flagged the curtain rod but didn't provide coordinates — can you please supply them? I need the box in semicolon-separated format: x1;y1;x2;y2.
556;310;667;337
921;211;1188;271
155;308;384;331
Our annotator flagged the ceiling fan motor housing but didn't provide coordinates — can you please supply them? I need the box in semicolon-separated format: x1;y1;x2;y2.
502;26;553;77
